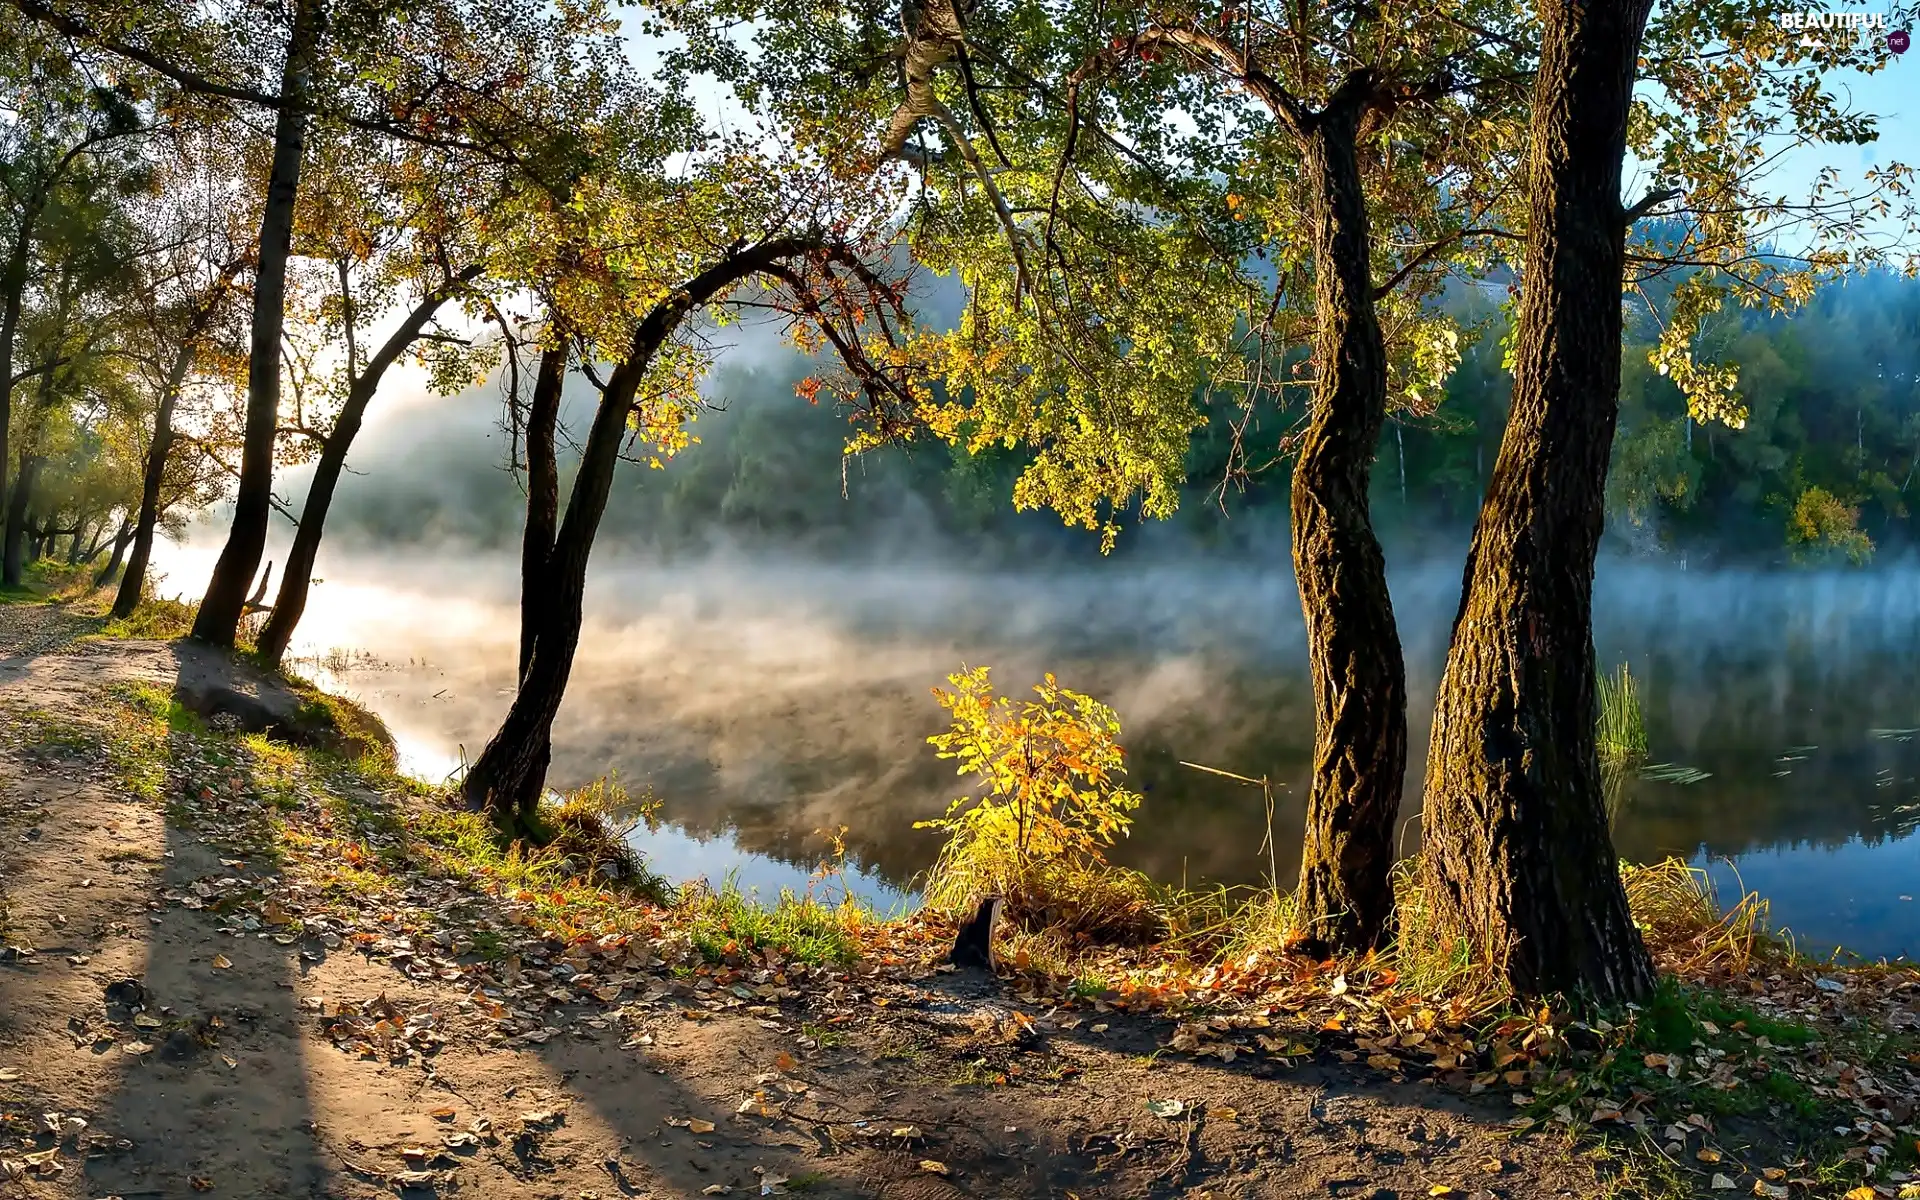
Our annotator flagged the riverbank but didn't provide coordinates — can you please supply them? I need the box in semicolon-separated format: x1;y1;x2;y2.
1;596;1916;1198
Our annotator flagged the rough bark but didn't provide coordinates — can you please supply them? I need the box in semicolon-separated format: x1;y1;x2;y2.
255;269;478;667
460;239;820;837
1288;73;1408;954
191;0;321;646
1418;0;1658;1002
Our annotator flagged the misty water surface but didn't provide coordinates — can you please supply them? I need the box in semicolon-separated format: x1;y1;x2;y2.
150;538;1920;960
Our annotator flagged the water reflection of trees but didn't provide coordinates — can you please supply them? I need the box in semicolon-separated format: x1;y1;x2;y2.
461;561;1920;894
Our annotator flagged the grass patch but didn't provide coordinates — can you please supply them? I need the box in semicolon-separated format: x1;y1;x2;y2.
679;876;867;966
95;595;197;640
1596;660;1648;765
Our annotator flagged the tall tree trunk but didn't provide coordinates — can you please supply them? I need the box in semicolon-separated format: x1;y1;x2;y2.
3;451;42;581
256;270;477;667
499;343;568;815
519;345;566;682
191;0;321;647
1418;0;1658;1001
114;340;194;618
460;240;816;837
0;229;26;532
93;515;132;585
1287;74;1407;954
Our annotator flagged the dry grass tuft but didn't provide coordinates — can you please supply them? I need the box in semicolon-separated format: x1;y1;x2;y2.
1623;858;1776;980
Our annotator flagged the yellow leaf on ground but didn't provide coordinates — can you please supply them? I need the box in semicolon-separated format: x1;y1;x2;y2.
687;1118;715;1134
211;954;232;969
919;1160;950;1175
1843;1189;1877;1200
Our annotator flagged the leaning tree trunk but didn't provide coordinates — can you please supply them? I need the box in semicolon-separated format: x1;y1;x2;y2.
461;240;815;837
93;515;133;586
1418;0;1658;1002
114;340;194;618
256;271;477;668
192;0;320;647
1285;74;1407;954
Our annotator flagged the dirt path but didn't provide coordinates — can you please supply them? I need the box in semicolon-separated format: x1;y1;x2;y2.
0;609;1611;1199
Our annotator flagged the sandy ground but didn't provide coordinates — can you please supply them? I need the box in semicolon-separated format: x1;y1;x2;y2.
0;603;1612;1199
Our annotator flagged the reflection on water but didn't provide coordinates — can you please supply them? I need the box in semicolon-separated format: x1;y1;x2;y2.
149;538;1920;959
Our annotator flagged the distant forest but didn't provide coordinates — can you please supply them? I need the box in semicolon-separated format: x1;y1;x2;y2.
328;263;1920;567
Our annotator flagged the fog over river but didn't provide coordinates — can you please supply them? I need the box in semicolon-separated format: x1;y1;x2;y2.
149;536;1920;961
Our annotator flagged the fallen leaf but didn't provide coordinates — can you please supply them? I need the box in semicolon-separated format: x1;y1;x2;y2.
0;1068;18;1083
1754;1185;1789;1200
1710;1175;1735;1190
890;1125;923;1139
123;1041;153;1056
189;1174;214;1191
211;954;232;970
688;1118;716;1134
1761;1169;1787;1182
1698;1148;1723;1164
702;1186;729;1195
1207;1107;1238;1121
774;1051;797;1072
919;1160;950;1175
1481;1158;1505;1174
1145;1099;1186;1119
428;1106;456;1121
1430;1187;1456;1197
1843;1189;1877;1200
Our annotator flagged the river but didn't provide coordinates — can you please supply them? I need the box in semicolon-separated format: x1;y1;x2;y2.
148;537;1920;961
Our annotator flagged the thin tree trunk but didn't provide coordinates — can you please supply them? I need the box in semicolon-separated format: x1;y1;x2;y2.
93;515;133;585
256;269;478;667
460;239;817;837
1418;0;1658;1001
519;344;566;682
503;342;568;813
65;517;91;564
1287;74;1407;953
114;341;194;618
192;0;321;647
0;229;26;531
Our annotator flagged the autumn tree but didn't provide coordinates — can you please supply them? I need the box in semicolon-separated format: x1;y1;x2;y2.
11;0;627;645
1420;0;1916;998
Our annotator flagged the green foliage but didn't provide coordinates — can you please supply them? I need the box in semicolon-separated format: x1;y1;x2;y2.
1596;663;1648;766
679;877;865;966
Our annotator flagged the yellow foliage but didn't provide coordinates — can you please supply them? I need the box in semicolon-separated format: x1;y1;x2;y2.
916;666;1161;944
